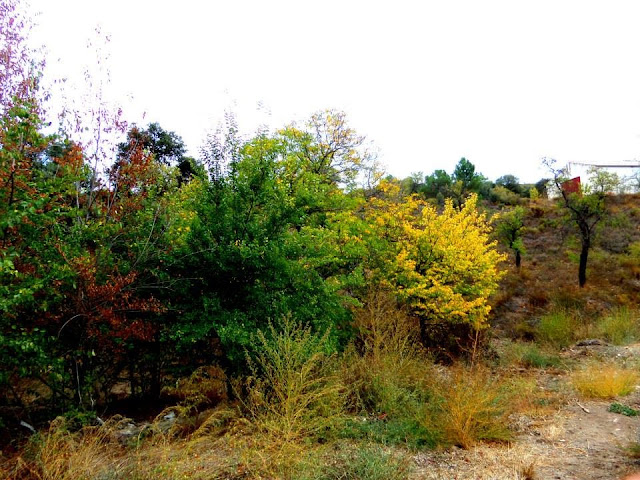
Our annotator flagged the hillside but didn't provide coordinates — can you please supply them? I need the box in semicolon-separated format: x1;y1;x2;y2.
492;194;640;335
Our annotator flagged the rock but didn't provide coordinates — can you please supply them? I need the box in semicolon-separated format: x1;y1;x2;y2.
575;339;607;347
115;421;151;444
156;411;178;433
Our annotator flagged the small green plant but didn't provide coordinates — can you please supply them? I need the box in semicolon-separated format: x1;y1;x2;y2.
61;408;99;431
521;346;562;369
340;415;436;449
501;341;562;369
608;402;639;416
626;442;640;459
596;307;640;345
296;444;411;480
536;310;580;348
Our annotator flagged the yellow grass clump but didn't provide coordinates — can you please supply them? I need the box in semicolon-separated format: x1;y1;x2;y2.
572;363;639;399
422;366;520;449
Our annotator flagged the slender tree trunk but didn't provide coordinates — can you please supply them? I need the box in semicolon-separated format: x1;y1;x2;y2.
515;250;521;268
419;317;428;347
579;240;589;287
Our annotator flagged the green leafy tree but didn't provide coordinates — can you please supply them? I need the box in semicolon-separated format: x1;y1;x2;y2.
423;169;453;204
587;166;620;194
118;122;186;165
1;99;175;411
451;158;489;205
399;172;424;196
495;174;521;194
0;96;98;411
534;178;550;197
494;206;526;268
117;122;202;186
453;158;483;193
167;113;371;363
544;157;605;287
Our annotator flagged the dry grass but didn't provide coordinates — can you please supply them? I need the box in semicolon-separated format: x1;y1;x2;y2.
414;442;541;480
0;415;247;480
351;287;421;361
3;417;127;480
421;366;521;449
162;364;228;410
343;289;430;416
572;363;639;399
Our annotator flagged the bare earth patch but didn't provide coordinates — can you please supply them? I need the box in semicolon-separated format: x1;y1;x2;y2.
411;349;640;480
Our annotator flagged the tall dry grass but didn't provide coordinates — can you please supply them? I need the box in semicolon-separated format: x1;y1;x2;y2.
421;366;520;449
4;417;126;480
343;288;429;411
572;363;639;399
2;414;245;480
239;317;344;442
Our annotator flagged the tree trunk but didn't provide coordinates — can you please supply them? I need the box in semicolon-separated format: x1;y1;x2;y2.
515;250;521;268
579;242;589;287
419;317;428;347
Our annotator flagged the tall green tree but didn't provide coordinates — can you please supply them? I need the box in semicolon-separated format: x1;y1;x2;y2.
495;174;521;194
423;169;452;203
587;166;620;194
451;158;489;205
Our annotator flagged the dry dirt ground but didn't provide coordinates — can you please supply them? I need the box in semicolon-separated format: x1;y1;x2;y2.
411;398;640;480
410;344;640;480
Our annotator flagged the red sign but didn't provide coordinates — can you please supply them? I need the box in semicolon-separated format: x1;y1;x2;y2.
561;177;581;195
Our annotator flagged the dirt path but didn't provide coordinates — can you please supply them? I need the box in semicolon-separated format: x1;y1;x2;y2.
531;398;640;480
411;395;640;479
411;345;640;480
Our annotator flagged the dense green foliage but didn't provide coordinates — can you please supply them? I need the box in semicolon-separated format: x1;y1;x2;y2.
0;95;506;421
0;1;507;431
495;206;526;267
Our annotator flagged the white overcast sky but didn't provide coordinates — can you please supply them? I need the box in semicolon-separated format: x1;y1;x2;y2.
25;0;640;183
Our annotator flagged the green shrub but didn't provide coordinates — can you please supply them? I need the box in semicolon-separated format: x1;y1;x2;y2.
629;241;640;259
608;402;639;416
501;341;562;369
536;310;580;348
238;317;344;444
490;186;522;205
596;307;640;345
522;347;560;368
529;187;540;200
340;415;436;449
